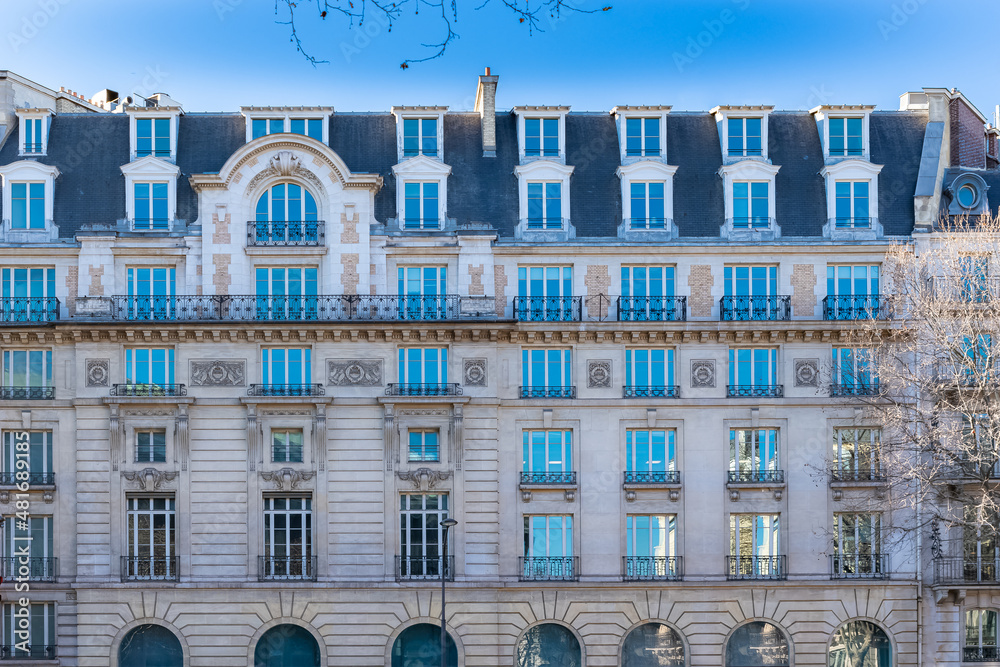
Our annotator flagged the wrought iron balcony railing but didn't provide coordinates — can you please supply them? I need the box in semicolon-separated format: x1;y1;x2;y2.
0;297;59;323
1;556;57;582
525;217;569;231
832;216;873;229
520;471;577;485
728;469;785;484
727;148;764;158
386;383;462;397
830;553;888;579
730;216;773;229
623;385;680;398
964;647;1000;663
519;556;578;581
720;295;791;321
617;296;686;322
111;384;186;397
402;218;441;230
395;555;454;581
258;555;317;581
625;217;671;230
519;386;577;399
823;295;889;320
624;470;680;484
829;467;885;483
830;383;881;397
0;471;54;485
248;384;325;397
726;555;786;580
623;556;683;581
22;142;43;153
0;645;56;660
247;220;325;246
0;386;54;400
726;384;783;398
121;555;179;582
934;557;1000;584
513;296;582;322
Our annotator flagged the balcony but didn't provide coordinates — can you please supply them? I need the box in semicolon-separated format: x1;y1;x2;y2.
0;297;59;323
726;384;783;398
248;384;325;397
520;471;577;485
728;469;785;484
121;555;179;582
720;295;790;321
934;557;1000;585
1;556;57;582
832;216;873;229
830;553;889;579
623;385;680;398
386;383;462;397
624;471;680;484
519;386;577;399
0;472;54;485
0;386;54;400
617;296;686;322
830;383;881;397
0;645;56;660
823;295;889;320
726;555;786;580
829;467;885;483
395;555;453;581
246;220;325;246
258;555;317;581
519;556;578;582
964;647;1000;663
111;384;187;397
929;276;1000;303
623;556;683;581
513;296;581;322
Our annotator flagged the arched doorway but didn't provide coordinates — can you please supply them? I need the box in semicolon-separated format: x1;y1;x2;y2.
828;620;891;667
118;624;183;667
517;623;581;667
253;624;321;667
622;622;685;666
725;621;789;667
390;622;458;667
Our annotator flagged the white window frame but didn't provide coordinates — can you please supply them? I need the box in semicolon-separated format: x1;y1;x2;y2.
0;161;59;238
260;347;312;386
832;427;881;478
240;107;334;144
16;109;52;156
391;106;446;162
718;161;780;236
626;514;677;558
728;347;779;387
625;429;677;473
2;349;52;389
397;347;449;385
136;429;167;463
711;106;774;163
408;429;440;463
810;105;874;161
124;347;175;386
391;156;451;231
729;428;780;475
121;157;180;231
125;496;176;578
616;161;678;235
522;430;572;474
819;160;883;238
514;160;574;234
521;348;572;389
126;107;182;161
523;514;573;557
513;106;569;163
271;428;304;464
729;513;780;557
612;106;670;163
262;496;313;575
624;349;676;391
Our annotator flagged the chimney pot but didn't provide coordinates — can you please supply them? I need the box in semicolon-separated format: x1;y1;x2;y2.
485;66;490;76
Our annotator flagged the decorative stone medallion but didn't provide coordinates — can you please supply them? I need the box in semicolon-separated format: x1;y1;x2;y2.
794;359;820;387
328;359;382;386
463;359;487;387
86;358;110;387
190;360;246;386
588;360;612;388
691;360;716;388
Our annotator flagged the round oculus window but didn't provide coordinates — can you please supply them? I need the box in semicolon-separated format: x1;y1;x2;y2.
958;182;978;209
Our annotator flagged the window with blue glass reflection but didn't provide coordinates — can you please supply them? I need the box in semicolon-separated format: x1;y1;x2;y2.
11;182;45;229
525;118;559;157
829;117;863;156
403;118;438;157
136;117;170;157
727;117;762;157
527;182;562;229
261;348;311;386
403;182;439;229
732;181;769;228
630;182;665;228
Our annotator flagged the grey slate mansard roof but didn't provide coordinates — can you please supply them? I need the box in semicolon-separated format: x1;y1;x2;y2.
0;108;930;241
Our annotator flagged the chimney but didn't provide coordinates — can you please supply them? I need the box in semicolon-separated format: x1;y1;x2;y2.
948;91;988;169
474;67;499;157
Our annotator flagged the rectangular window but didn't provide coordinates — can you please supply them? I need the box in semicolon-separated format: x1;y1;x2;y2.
522;514;574;580
399;493;449;578
263;496;312;578
3;515;54;580
964;505;1000;577
727;117;762;157
125;267;176;320
526;182;562;229
1;267;56;322
827;265;879;297
261;348;311;386
625;349;675;396
834;181;870;228
625;117;660;157
627;514;676;557
525;118;559;157
10;182;45;230
522;430;572;481
272;429;304;463
133;182;169;230
516;266;573;321
730;514;780;556
832;348;876;394
966;609;999;658
620;266;677;321
125;496;176;579
397;347;448;387
1;602;55;658
833;512;881;558
728;348;778;389
125;348;174;387
136;430;166;463
625;429;676;482
289;118;323;140
723;265;780;320
136;117;170;157
729;428;780;480
403;118;438;157
23;118;42;154
832;428;881;481
403;182;440;229
408;430;440;462
959;255;991;303
521;348;572;397
629;182;666;229
251;118;284;139
732;181;769;228
397;266;448;320
829;117;863;156
3;431;52;480
2;350;52;389
255;267;318;320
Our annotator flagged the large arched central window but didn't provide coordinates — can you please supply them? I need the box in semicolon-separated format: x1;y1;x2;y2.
517;623;581;667
828;620;891;667
622;623;685;666
254;624;321;667
390;623;458;667
725;622;789;667
252;183;321;245
118;624;183;667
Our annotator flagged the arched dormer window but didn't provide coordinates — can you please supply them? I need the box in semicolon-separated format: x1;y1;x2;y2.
250;183;323;246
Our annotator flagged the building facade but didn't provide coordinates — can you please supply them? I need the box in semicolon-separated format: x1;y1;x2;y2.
0;70;997;666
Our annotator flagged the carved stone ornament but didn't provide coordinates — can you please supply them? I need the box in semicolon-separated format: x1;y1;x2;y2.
587;360;612;389
691;360;716;388
86;358;110;387
794;359;820;387
260;467;315;491
397;467;451;492
246;150;324;196
191;360;246;386
328;359;383;386
271;150;301;177
122;467;178;491
463;359;487;387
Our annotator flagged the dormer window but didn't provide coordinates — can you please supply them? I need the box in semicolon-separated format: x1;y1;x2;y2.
834;181;869;228
241;107;333;144
733;181;769;229
811;106;873;162
525;118;559;157
527;182;562;230
403;182;439;230
252;118;283;139
616;161;677;238
819;160;882;238
630;182;664;228
514;107;569;164
403;118;438;157
133;183;169;230
136;118;171;158
718;160;780;239
16;110;52;156
289;118;323;140
391;155;452;232
626;118;660;157
728;118;762;158
11;183;45;229
613;107;670;164
0;161;59;239
513;160;574;239
829;117;863;157
121;157;180;232
22;119;42;154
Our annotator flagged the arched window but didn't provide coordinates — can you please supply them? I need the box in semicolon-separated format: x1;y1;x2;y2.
828;620;891;667
252;183;321;245
118;624;183;667
254;624;321;667
725;621;789;667
965;609;998;662
622;623;685;666
390;623;458;667
517;623;581;667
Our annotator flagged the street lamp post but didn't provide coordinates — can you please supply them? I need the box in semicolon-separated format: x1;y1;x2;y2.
440;517;458;667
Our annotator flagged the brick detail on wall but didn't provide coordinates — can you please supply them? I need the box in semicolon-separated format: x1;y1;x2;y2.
341;211;359;244
342;253;360;295
212;254;231;295
196;263;203;295
87;266;104;296
469;264;485;296
790;264;817;318
65;266;78;314
950;97;986;169
687;265;714;318
494;265;507;316
212;213;231;245
585;264;610;320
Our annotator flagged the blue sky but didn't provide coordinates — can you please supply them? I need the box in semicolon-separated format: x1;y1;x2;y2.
3;0;998;116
